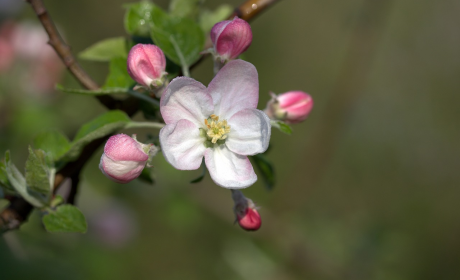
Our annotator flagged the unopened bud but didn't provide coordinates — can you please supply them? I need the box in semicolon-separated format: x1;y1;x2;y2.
127;44;167;89
232;190;261;231
210;17;252;62
264;91;313;124
99;134;158;184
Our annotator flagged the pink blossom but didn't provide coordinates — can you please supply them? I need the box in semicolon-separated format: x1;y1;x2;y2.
264;91;313;124
127;44;167;88
232;190;261;231
211;17;252;62
159;60;271;188
99;134;157;184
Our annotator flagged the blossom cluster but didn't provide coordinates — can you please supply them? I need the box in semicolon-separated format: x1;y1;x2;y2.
100;17;313;231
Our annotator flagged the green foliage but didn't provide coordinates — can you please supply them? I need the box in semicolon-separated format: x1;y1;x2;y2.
252;154;275;190
104;57;134;88
0;161;11;190
79;37;128;62
61;110;131;161
199;5;233;33
169;0;202;19
4;151;46;207
56;85;132;96
124;1;156;37
42;204;87;233
25;147;52;195
33;130;71;161
271;120;293;135
150;6;205;67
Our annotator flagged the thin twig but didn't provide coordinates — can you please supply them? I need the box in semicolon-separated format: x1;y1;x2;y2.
26;0;119;109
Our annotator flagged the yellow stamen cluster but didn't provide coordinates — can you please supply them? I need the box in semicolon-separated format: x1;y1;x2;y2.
204;114;231;144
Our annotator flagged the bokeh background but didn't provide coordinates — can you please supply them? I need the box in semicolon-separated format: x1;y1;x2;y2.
1;0;460;279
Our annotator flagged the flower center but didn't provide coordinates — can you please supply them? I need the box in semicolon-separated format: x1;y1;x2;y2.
202;114;231;144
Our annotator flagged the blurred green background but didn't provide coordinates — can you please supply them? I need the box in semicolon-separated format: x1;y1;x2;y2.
1;0;460;279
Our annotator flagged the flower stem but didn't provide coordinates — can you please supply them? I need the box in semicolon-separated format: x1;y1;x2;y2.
127;90;160;108
125;122;165;130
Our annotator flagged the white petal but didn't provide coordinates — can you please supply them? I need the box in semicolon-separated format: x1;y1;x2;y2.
160;77;214;126
207;60;259;119
226;109;271;155
160;119;206;170
204;145;257;189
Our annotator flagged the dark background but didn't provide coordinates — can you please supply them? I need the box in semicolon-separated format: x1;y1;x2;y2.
1;0;459;279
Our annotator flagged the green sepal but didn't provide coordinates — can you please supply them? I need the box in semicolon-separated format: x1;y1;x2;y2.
271;120;293;135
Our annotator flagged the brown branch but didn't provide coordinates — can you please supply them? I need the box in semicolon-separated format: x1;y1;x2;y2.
0;0;282;233
26;0;119;109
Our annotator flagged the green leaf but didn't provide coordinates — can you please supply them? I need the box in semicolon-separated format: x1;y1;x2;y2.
4;151;45;207
169;0;201;19
252;154;275;190
33;130;71;161
61;110;131;161
25;146;52;195
56;84;131;96
79;37;127;62
103;57;134;88
271;120;293;135
42;204;87;233
0;161;11;190
124;1;156;37
150;7;205;67
199;5;233;33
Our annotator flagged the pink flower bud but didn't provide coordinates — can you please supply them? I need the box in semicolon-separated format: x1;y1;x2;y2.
127;44;166;88
211;17;252;62
99;134;157;184
232;190;261;231
264;91;313;124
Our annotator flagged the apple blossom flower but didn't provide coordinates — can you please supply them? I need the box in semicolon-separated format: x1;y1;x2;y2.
264;91;313;124
210;17;252;62
127;44;167;89
232;190;261;231
159;59;271;188
99;134;158;184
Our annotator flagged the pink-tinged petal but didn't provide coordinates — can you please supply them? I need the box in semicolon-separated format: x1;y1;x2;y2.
127;44;166;87
100;154;146;184
226;109;271;155
160;76;214;126
210;20;231;46
204;145;257;189
160;119;206;170
104;134;148;162
214;17;252;60
207;60;258;119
